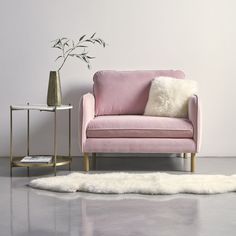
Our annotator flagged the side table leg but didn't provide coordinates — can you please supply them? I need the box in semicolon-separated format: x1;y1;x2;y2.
10;106;13;177
54;107;57;176
27;104;30;177
69;106;72;171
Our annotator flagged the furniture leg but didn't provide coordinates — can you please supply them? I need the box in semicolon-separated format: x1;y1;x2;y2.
69;104;72;171
83;153;90;172
10;106;13;177
54;107;57;176
27;104;30;177
27;103;30;156
92;153;96;170
191;153;196;172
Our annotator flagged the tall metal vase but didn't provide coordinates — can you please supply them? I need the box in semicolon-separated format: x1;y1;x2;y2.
47;71;62;106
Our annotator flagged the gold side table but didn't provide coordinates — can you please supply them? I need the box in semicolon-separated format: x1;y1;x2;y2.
10;104;73;176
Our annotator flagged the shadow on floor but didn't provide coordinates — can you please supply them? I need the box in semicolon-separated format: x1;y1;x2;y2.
0;154;191;177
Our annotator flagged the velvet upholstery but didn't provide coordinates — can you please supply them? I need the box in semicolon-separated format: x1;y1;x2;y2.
84;138;196;153
188;95;201;152
93;70;185;116
79;93;95;152
80;70;201;157
87;115;193;138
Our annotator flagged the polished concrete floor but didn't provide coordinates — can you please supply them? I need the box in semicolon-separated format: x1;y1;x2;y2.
1;155;236;236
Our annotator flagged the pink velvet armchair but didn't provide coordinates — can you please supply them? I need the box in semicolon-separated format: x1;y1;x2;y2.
80;70;201;172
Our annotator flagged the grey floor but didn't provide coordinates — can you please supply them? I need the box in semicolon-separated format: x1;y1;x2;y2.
1;155;236;236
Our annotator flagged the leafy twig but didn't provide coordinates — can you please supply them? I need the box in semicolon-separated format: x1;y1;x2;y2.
51;33;106;71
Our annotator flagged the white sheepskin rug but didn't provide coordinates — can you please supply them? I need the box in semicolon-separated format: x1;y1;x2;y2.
144;76;198;118
29;172;236;194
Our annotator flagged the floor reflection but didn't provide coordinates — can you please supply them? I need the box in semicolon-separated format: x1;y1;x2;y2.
2;156;236;236
9;179;200;236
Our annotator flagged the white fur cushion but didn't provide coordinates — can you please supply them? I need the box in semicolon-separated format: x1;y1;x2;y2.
144;77;198;118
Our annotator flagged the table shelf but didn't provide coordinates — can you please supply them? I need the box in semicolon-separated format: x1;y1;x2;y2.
11;156;72;168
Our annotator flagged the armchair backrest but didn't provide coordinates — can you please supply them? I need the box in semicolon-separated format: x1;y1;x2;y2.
93;70;185;116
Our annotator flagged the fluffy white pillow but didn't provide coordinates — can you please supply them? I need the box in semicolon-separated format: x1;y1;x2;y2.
144;77;198;118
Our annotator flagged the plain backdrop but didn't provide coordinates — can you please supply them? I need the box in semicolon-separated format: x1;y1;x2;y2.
0;0;236;157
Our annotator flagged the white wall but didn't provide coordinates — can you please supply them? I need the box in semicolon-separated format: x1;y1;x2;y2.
1;0;236;157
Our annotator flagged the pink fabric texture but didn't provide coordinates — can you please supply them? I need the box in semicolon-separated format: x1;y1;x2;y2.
93;70;185;115
79;93;95;152
87;115;193;138
188;95;201;152
79;70;201;155
84;138;195;153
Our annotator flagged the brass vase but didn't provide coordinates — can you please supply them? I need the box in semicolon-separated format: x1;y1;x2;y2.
47;71;62;106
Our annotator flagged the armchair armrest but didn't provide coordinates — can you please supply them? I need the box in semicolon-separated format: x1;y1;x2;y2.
79;93;95;152
188;95;201;152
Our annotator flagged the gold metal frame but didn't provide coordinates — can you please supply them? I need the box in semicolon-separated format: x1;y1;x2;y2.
11;156;71;168
10;103;72;176
83;153;89;172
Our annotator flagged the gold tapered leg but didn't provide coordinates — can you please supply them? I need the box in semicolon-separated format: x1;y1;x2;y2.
83;153;90;172
184;153;188;159
92;153;96;170
191;153;196;172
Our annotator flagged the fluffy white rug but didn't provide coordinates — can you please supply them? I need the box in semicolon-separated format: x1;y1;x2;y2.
29;172;236;194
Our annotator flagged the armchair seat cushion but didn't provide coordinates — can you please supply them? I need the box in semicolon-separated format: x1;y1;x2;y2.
87;115;193;138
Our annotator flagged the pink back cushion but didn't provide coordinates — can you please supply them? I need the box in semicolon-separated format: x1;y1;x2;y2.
93;70;185;115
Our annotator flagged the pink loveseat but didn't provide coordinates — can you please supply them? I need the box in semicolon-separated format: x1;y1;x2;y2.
80;70;200;172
